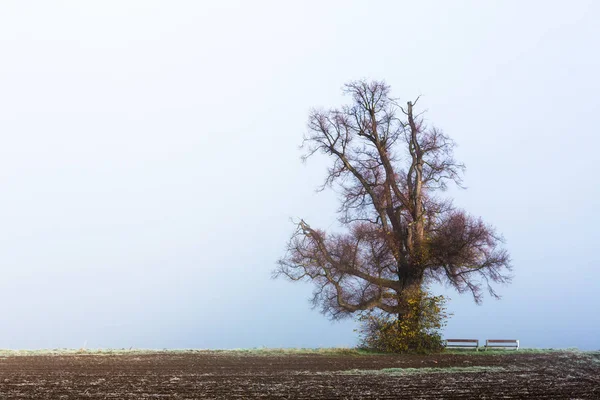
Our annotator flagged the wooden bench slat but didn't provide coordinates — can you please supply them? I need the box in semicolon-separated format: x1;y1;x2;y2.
484;339;519;351
444;339;480;351
487;340;518;343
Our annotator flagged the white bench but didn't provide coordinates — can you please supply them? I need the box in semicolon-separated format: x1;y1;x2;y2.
484;339;519;350
444;339;479;350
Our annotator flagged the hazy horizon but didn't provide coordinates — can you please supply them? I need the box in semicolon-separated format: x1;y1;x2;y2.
0;1;598;351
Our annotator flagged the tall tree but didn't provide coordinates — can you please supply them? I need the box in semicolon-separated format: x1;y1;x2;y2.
276;80;511;323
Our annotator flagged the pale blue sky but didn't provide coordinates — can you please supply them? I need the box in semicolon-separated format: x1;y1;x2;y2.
0;1;598;350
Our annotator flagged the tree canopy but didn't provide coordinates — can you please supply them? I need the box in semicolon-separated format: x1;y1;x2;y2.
276;80;511;321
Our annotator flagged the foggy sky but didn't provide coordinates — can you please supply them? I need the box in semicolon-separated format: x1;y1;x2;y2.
0;1;598;350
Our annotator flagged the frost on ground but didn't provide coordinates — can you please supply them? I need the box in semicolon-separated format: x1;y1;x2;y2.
0;349;598;399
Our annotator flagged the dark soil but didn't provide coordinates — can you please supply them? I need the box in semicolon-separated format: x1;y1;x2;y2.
0;350;598;399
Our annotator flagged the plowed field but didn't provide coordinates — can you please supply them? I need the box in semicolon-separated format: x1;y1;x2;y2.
0;350;598;399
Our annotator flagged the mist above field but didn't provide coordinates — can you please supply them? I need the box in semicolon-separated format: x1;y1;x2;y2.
0;1;598;350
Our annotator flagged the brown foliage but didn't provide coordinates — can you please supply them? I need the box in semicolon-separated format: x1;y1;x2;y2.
275;80;511;320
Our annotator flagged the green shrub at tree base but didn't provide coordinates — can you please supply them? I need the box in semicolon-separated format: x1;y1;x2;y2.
357;291;449;354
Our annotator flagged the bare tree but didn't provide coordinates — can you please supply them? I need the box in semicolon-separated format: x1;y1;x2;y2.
276;80;511;322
